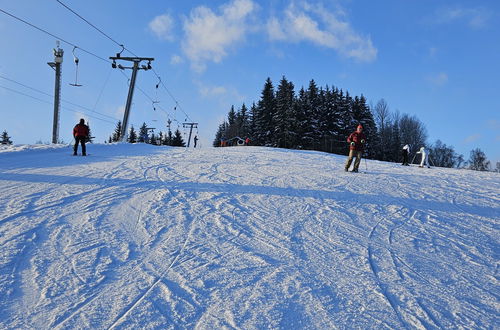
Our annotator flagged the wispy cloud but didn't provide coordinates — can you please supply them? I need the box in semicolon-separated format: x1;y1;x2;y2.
464;134;481;144
199;85;227;97
431;6;491;29
149;13;175;41
487;119;500;130
266;2;377;62
170;55;184;65
427;72;448;87
182;0;257;72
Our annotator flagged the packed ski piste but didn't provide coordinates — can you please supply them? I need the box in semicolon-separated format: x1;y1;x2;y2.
0;143;498;329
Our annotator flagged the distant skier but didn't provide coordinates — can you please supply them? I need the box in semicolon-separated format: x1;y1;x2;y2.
345;124;366;172
402;144;410;166
245;137;251;146
416;146;430;168
193;135;198;148
73;118;89;156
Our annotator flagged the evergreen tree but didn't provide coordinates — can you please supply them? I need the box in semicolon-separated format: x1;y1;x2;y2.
85;123;94;144
163;120;173;146
226;106;238;138
111;121;122;142
158;131;164;145
296;87;315;149
128;126;137;143
237;103;251;139
248;103;257;141
138;122;148;143
0;130;13;145
468;148;490;171
351;95;378;158
273;77;295;148
306;80;321;149
171;129;186;147
255;78;276;146
213;121;227;147
150;133;158;145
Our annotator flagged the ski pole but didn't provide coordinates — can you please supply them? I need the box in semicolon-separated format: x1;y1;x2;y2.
410;153;417;165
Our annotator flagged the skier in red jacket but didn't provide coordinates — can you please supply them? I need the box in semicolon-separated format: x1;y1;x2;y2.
345;124;366;172
73;118;89;156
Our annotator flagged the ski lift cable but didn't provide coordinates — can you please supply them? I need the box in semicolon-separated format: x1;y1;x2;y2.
0;8;110;63
0;74;119;121
0;84;116;125
55;0;137;58
92;67;113;111
52;1;195;122
118;70;176;121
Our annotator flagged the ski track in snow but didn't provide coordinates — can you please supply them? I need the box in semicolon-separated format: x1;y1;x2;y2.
0;144;498;329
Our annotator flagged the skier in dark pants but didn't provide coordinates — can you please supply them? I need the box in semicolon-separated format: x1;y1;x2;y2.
193;135;198;148
73;118;89;156
345;124;366;172
402;144;410;166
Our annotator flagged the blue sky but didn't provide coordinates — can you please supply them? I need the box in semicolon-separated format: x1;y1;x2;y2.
1;0;499;164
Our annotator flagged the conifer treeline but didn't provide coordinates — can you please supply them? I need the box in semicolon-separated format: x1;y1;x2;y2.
109;121;185;147
214;76;378;157
213;76;476;168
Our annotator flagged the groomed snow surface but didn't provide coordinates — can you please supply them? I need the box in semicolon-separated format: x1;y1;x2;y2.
0;143;498;329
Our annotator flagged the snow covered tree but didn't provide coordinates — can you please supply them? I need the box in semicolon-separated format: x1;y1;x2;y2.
128;126;137;143
1;130;13;145
468;148;490;171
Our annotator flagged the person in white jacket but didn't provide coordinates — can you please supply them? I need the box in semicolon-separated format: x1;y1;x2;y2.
416;146;430;168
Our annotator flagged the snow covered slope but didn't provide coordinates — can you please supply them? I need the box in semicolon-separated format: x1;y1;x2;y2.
0;144;498;329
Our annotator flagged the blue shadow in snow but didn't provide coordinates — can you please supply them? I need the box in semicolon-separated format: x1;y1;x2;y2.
0;172;497;220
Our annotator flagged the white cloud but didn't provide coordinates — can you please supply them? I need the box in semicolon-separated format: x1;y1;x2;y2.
182;0;257;72
199;85;227;97
170;55;184;65
266;2;377;62
427;72;448;86
433;6;491;29
149;13;175;41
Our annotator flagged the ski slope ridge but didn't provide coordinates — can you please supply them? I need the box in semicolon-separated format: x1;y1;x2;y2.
0;143;498;329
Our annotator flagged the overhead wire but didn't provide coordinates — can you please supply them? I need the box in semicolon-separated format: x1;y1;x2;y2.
53;0;194;122
2;3;193;132
55;0;138;58
0;74;119;122
0;84;117;125
0;8;110;63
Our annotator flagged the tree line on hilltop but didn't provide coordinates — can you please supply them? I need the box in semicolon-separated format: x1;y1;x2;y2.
213;76;494;171
107;120;186;147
